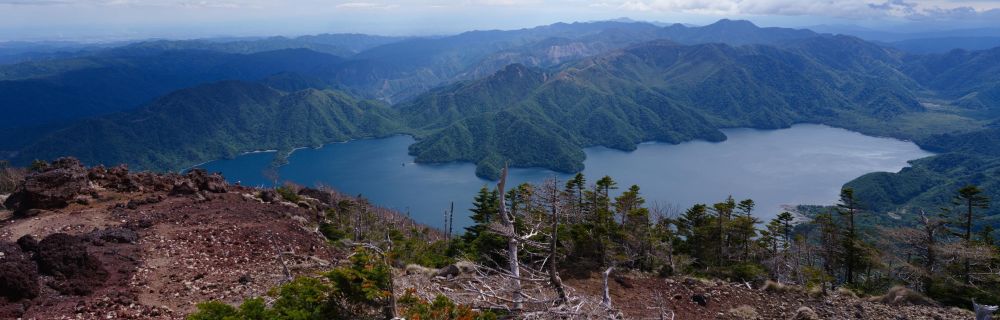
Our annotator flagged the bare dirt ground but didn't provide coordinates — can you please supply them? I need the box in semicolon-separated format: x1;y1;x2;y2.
2;186;338;319
564;274;972;320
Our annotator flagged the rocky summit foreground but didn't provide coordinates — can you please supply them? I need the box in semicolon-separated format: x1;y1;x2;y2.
0;158;980;319
0;158;352;319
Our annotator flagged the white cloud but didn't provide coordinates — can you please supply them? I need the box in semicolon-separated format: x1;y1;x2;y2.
2;0;1000;41
616;0;1000;20
335;1;397;9
0;0;257;7
472;0;530;5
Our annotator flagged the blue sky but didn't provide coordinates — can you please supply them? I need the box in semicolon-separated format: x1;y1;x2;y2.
2;0;1000;41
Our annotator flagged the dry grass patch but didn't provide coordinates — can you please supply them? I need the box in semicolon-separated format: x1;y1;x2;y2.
760;280;799;294
726;305;761;320
868;286;939;306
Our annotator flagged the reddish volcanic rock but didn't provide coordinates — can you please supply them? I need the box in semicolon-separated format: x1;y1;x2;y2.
35;233;109;295
0;242;40;302
4;157;89;214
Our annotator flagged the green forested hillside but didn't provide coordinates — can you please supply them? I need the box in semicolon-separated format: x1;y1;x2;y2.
330;19;827;102
0;49;346;128
841;46;1000;224
6;21;1000;226
402;40;926;178
848;128;1000;224
13;81;401;171
902;48;1000;115
0;19;834;129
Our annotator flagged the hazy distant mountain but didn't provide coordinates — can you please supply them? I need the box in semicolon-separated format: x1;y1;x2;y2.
0;40;123;65
0;48;345;128
657;19;818;46
889;37;1000;54
338;20;666;102
14;81;400;171
809;24;1000;42
335;19;823;102
0;19;844;128
117;33;405;57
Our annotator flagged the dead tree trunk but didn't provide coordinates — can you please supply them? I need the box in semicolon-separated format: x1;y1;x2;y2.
384;232;397;320
918;209;944;294
546;179;568;305
601;267;614;309
975;301;997;320
276;248;293;283
497;165;523;312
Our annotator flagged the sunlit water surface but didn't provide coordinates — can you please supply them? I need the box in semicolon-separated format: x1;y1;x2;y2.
199;124;932;228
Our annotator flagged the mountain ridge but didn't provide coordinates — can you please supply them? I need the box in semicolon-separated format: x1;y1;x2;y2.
402;38;928;178
12;80;402;172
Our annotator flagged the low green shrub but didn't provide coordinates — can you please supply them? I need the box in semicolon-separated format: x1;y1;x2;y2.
275;186;301;203
399;289;496;320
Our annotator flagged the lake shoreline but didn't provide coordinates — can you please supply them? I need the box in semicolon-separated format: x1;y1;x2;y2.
198;124;932;228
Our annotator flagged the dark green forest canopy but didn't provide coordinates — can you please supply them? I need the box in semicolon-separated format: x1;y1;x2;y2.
400;38;933;179
4;24;1000;229
12;81;402;172
847;128;1000;224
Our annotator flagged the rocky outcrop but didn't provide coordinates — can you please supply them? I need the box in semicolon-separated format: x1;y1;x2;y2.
259;189;278;203
169;179;199;195
0;243;40;302
3;157;89;214
88;164;143;192
186;169;228;193
89;227;139;244
169;169;227;196
36;233;109;295
15;235;38;253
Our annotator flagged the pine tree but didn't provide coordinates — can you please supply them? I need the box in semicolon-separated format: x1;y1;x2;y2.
837;187;862;284
736;199;758;261
713;196;736;267
593;176;619;267
677;204;712;268
776;211;794;249
615;185;644;225
461;187;506;267
564;173;586;222
814;212;841;290
595;176;618;214
616;185;651;269
953;185;990;284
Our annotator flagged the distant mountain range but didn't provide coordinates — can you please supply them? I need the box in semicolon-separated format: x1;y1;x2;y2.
0;18;828;129
0;48;347;129
3;19;1000;222
400;36;924;178
808;24;1000;42
12;81;400;171
888;37;1000;54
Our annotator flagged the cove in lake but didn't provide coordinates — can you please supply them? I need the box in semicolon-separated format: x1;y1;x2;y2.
198;124;933;229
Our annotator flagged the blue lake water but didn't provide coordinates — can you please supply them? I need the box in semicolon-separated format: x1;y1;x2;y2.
198;124;933;229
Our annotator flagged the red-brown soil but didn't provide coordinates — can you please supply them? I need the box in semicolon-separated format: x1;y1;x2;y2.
2;183;339;319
